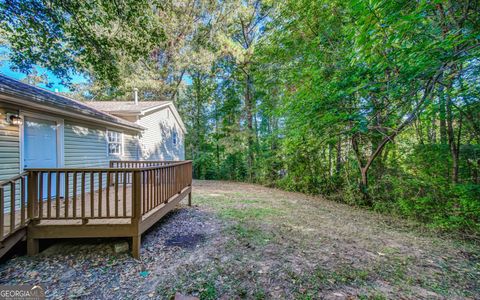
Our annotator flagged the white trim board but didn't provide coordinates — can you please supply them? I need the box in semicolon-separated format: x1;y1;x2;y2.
19;110;65;172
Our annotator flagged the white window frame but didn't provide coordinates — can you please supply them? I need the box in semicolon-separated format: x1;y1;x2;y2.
106;130;124;156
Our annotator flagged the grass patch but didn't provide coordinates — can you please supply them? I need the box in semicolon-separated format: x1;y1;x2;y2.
314;265;371;286
228;223;274;246
218;207;280;221
199;281;218;300
291;264;374;298
195;194;260;207
357;294;388;300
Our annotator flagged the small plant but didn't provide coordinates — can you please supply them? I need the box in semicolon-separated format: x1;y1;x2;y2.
199;281;218;300
228;223;273;246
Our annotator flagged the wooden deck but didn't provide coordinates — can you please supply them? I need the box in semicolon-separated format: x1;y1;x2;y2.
0;161;192;259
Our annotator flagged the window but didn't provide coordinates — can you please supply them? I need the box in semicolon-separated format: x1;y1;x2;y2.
107;130;123;155
172;130;178;145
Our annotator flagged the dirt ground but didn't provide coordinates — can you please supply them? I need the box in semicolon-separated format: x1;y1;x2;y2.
1;180;479;299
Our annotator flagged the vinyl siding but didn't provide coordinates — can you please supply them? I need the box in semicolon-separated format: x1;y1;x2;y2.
0;105;21;213
64;121;109;168
123;133;139;160
0;110;140;212
0;106;20;181
63;121;139;195
137;106;185;161
64;121;139;167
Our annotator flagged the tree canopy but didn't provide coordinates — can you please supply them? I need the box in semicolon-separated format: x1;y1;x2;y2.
1;0;480;235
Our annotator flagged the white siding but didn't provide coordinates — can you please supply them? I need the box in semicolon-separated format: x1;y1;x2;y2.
136;106;185;161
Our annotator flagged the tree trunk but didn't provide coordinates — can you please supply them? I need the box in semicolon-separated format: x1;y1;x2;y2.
245;73;255;182
430;107;437;143
360;167;368;196
335;139;342;174
439;86;448;144
446;92;459;183
328;143;333;176
194;73;202;179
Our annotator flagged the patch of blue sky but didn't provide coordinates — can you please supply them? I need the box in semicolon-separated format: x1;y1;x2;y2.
0;46;87;93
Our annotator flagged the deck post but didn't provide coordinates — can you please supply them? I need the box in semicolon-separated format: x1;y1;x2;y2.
188;192;192;206
131;170;142;259
132;234;141;259
27;171;38;219
27;171;40;256
27;237;39;256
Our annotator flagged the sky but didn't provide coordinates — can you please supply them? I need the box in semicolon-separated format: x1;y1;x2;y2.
0;62;87;93
0;46;191;93
0;46;87;93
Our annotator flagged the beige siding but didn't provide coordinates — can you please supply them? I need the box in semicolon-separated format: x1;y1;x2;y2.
137;106;185;161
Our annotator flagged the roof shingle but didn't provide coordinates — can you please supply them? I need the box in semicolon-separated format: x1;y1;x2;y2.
0;74;143;130
86;101;170;113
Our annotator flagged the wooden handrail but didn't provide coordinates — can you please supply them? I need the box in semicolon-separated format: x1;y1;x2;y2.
1;160;192;259
0;172;29;241
0;172;29;186
110;160;179;164
22;161;192;222
26;160;192;172
0;160;192;247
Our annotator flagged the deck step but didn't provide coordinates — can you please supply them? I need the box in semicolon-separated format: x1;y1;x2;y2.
0;227;26;259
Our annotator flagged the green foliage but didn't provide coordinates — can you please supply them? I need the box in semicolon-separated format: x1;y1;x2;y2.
199;281;218;300
372;144;480;233
0;0;163;85
177;0;480;236
3;0;480;236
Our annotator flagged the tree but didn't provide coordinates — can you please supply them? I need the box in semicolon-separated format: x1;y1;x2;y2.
0;0;229;99
0;0;163;85
218;0;271;181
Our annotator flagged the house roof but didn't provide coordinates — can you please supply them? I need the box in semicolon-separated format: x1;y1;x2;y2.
0;74;143;131
87;100;187;133
86;101;170;114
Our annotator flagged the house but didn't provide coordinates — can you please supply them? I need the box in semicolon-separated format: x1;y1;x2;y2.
0;74;186;184
0;74;191;259
87;100;186;161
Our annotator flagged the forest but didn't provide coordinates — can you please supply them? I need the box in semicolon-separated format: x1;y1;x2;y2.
1;0;479;236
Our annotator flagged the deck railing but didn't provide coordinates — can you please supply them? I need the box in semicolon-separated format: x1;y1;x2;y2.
0;161;192;237
138;161;192;215
0;160;192;259
110;160;178;169
27;169;135;220
25;161;192;222
0;172;29;240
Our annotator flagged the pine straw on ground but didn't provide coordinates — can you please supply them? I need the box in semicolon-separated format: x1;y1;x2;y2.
1;180;479;299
